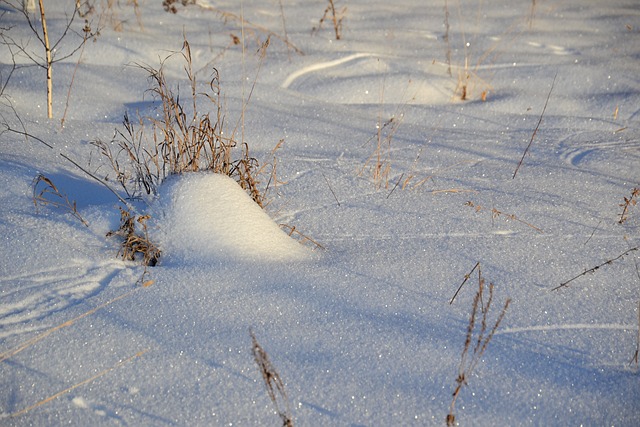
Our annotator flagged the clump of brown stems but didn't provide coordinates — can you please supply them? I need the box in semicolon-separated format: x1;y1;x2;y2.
162;0;195;14
0;0;96;118
32;174;89;227
359;115;403;189
313;0;346;40
93;38;268;206
618;187;639;224
106;207;161;266
447;262;511;426
250;329;294;427
464;201;543;233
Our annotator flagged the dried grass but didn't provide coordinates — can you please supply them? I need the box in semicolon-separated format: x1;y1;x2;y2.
313;0;346;40
32;174;89;227
94;37;266;206
447;264;511;426
107;207;161;266
250;329;294;427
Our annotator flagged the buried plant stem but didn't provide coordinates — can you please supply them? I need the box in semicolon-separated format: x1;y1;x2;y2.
10;348;149;417
552;247;639;291
632;298;640;367
0;285;146;364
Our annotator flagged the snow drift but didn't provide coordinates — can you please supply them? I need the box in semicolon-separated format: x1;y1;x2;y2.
153;173;310;264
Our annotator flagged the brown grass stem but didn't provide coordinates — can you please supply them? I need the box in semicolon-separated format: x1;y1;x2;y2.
552;247;639;291
10;348;149;417
513;72;557;179
0;286;142;364
250;329;293;427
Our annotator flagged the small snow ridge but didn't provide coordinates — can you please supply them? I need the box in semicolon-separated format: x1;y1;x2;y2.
154;173;310;263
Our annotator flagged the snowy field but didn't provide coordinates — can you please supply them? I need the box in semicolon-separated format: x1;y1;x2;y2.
1;0;639;425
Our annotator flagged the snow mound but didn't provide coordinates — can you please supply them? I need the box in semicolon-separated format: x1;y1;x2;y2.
154;173;310;263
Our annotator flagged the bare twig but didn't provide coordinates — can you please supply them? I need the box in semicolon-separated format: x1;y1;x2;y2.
450;262;480;305
513;72;557;179
320;171;340;206
552;247;639;291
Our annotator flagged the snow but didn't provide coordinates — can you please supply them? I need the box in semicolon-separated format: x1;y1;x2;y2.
1;0;639;425
154;173;311;264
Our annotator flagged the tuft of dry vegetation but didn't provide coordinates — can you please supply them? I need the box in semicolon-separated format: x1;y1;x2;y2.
107;207;161;266
32;174;89;227
447;263;511;426
250;329;294;427
94;38;267;206
313;0;346;40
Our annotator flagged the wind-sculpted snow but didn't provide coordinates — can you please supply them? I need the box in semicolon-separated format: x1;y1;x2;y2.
153;173;311;264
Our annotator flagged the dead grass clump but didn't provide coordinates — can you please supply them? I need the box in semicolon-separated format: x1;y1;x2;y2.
447;263;511;426
250;329;294;427
94;38;266;206
162;0;195;14
313;0;346;40
107;207;160;266
32;174;89;227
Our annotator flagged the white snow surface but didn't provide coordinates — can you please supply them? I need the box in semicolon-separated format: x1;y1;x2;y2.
1;0;639;426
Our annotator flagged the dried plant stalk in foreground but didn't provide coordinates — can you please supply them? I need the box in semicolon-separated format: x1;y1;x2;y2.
250;329;293;427
447;266;511;426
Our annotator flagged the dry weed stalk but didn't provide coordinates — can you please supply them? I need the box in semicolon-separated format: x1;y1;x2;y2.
313;0;346;40
464;201;543;233
552;247;638;291
513;72;556;178
359;77;406;189
250;329;294;427
618;187;639;224
447;266;511;426
107;207;161;266
32;174;89;226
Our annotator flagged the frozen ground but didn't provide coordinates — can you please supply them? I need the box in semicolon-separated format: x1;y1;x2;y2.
1;0;639;425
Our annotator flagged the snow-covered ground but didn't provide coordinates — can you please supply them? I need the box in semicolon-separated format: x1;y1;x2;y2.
1;0;639;425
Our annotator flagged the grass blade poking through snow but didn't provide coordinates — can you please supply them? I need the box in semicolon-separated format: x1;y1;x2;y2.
513;72;557;179
447;265;511;426
251;329;294;427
